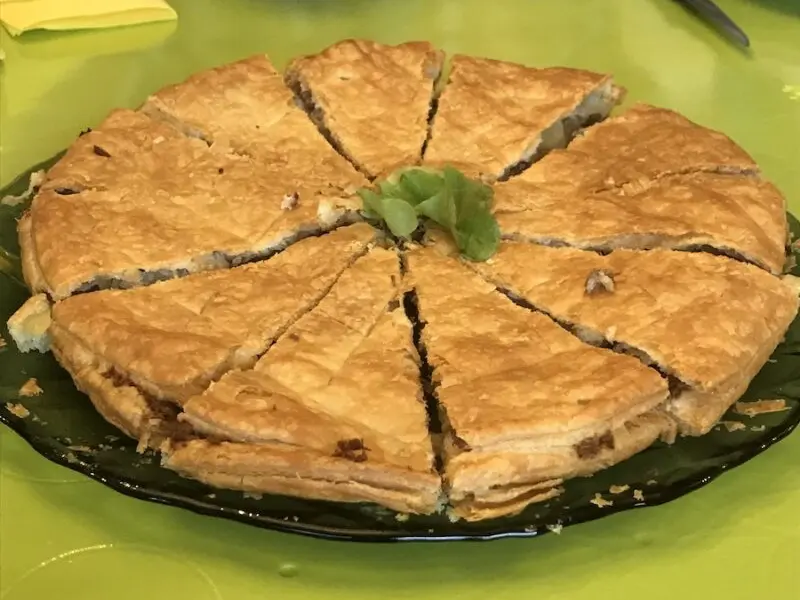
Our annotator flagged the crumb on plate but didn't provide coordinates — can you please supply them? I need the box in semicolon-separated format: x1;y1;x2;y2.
19;378;43;397
734;399;789;418
590;493;613;508
546;523;563;534
718;420;746;432
5;402;29;418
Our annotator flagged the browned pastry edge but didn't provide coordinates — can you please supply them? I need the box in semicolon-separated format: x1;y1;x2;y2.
447;480;564;522
160;438;443;515
17;212;49;297
20;202;363;301
446;408;676;521
49;320;156;441
666;311;794;436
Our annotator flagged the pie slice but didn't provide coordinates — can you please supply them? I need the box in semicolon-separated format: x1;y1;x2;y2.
423;54;623;181
164;247;441;514
47;224;375;441
285;39;444;179
494;171;789;274
516;103;759;190
20;110;365;300
406;247;672;521
140;55;366;192
470;241;799;435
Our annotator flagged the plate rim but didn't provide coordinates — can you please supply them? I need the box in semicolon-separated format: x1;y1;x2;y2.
2;405;799;542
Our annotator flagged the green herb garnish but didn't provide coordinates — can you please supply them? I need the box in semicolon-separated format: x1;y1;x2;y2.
357;166;500;261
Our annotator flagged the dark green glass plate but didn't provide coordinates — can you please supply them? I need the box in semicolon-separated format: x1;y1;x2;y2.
1;156;799;542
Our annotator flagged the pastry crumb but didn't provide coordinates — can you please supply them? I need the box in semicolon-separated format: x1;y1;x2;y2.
609;484;630;494
718;420;746;432
633;489;645;502
590;493;613;508
5;402;30;418
18;378;43;397
751;424;766;432
1;169;45;206
734;399;789;418
206;493;216;499
585;269;615;295
243;492;263;500
395;512;410;522
546;522;563;535
0;335;6;348
67;445;94;453
646;479;658;486
281;192;299;211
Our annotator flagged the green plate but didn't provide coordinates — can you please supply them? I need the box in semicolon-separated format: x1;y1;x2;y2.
2;155;799;541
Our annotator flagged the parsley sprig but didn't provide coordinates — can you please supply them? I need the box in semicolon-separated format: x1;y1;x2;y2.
357;166;500;261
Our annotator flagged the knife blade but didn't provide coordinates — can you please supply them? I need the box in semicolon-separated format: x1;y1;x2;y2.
675;0;750;47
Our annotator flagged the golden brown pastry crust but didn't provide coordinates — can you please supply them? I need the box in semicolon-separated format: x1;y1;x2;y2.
285;39;444;178
471;242;799;434
424;54;622;179
50;225;375;404
517;103;759;189
21;110;364;299
49;321;154;440
494;172;788;275
141;55;366;191
174;248;439;511
406;247;671;518
408;247;669;446
161;438;442;515
448;409;675;521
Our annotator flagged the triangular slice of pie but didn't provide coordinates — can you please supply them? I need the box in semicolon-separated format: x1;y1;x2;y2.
47;224;376;441
285;39;444;179
406;247;672;521
141;55;366;192
493;170;789;275
515;103;759;190
20;110;365;299
423;54;623;181
470;241;799;435
164;247;441;514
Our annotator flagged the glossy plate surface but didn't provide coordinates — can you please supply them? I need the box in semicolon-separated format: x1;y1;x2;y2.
2;152;799;541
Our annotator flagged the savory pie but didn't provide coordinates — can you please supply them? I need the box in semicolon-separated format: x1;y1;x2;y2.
6;39;798;522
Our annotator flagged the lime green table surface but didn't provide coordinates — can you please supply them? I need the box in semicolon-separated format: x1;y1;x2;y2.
1;1;799;598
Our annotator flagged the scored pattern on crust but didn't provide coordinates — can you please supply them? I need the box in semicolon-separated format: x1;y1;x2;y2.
165;247;442;514
21;109;367;300
285;40;445;180
10;39;799;521
47;225;375;441
422;54;624;181
404;246;674;521
465;242;798;437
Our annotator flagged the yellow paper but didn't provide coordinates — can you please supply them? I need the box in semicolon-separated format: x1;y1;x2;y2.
0;0;177;36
